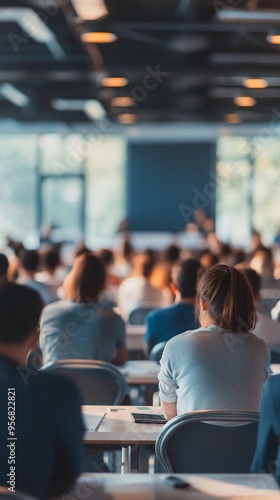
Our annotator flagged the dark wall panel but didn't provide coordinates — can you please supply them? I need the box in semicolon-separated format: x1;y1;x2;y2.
126;142;216;232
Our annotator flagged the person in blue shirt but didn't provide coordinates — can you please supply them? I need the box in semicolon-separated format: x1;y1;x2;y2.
143;258;200;356
251;375;280;480
0;282;85;499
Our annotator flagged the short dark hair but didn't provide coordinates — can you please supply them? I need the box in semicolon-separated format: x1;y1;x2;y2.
197;264;256;332
242;268;261;299
19;249;39;272
0;283;43;344
44;249;60;270
0;253;9;277
97;248;114;266
173;259;200;298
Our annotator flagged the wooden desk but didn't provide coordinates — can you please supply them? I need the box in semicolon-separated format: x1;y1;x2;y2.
126;324;145;351
118;360;159;385
66;473;280;499
83;405;165;473
83;405;164;446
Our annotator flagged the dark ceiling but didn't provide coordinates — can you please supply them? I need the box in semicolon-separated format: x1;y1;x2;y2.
1;0;280;125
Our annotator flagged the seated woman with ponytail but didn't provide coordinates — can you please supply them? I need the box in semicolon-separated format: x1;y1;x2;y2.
158;264;269;420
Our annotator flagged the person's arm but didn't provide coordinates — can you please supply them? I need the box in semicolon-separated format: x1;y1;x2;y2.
112;315;128;365
48;379;85;497
143;313;156;359
112;346;128;365
158;340;178;420
161;401;177;420
251;378;279;473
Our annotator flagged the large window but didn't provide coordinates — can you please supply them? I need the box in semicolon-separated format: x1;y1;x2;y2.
0;133;125;249
217;137;280;246
0;135;37;247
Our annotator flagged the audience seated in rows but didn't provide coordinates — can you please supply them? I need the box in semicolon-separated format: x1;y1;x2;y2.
40;253;127;366
243;268;280;353
144;259;200;356
0;283;84;498
158;264;269;420
17;249;58;305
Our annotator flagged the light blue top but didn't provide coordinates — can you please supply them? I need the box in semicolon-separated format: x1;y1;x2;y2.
158;325;269;414
40;299;126;365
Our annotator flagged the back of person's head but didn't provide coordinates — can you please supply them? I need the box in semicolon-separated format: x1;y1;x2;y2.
163;244;180;263
0;282;43;344
19;249;39;272
44;248;60;271
132;253;154;278
0;253;9;277
197;264;256;332
242;268;261;300
64;253;106;303
97;248;114;266
199;249;218;269
172;259;200;298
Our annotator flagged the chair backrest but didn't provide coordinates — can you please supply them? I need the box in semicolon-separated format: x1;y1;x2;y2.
41;359;128;405
149;341;167;362
259;289;280;315
128;307;154;325
156;410;259;473
270;350;280;364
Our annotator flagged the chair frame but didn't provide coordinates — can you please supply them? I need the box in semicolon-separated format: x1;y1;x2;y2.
41;359;128;405
156;409;259;473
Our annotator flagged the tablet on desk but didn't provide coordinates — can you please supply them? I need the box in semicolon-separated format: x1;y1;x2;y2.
131;413;167;424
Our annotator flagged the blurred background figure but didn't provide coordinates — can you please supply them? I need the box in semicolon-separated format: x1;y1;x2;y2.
118;251;172;321
17;249;58;305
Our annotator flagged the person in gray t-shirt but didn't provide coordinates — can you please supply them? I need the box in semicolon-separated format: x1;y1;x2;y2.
40;253;127;366
159;264;269;420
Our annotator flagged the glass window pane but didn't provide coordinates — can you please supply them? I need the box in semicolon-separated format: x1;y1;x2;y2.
0;135;37;246
41;177;84;242
39;134;85;175
85;135;125;248
216;137;251;246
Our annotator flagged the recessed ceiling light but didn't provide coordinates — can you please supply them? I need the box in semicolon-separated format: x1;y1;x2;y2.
111;97;134;107
117;114;138;124
234;96;256;107
101;77;128;87
81;32;117;43
224;113;242;124
243;78;268;89
267;34;280;45
71;0;108;20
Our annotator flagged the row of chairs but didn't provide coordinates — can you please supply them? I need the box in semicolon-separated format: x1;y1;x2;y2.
41;359;260;474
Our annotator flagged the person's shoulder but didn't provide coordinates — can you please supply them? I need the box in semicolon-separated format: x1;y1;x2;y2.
165;327;202;346
35;369;82;403
147;304;176;321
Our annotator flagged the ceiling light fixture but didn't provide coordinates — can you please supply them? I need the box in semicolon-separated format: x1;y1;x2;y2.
101;77;128;87
51;98;106;120
243;78;268;89
224;113;242;124
267;33;280;45
111;97;134;107
0;83;29;107
81;32;117;43
234;96;256;107
117;114;138;124
0;8;65;60
71;0;108;21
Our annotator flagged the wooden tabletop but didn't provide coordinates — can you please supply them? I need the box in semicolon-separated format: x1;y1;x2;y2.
82;405;165;445
66;473;280;499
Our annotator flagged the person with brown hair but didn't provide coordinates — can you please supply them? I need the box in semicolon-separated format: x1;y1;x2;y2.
40;253;127;366
158;264;269;420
